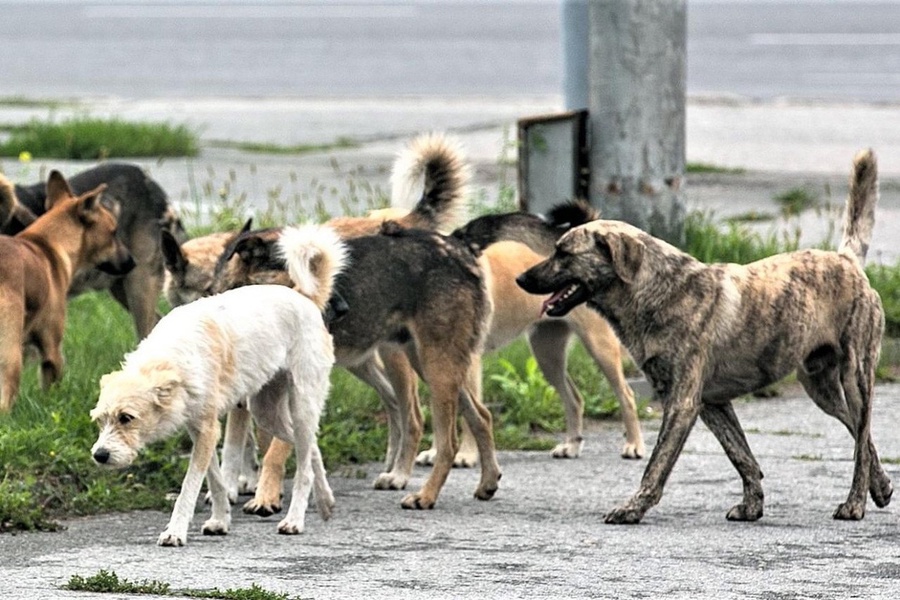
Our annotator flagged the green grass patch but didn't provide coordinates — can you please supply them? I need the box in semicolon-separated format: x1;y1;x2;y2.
65;570;299;600
0;96;79;109
208;137;358;155
774;186;819;217
0;116;199;159
686;162;746;175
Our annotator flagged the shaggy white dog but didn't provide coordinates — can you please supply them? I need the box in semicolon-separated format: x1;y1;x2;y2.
90;224;348;546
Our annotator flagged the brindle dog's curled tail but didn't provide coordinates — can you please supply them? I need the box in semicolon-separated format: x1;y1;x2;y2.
389;132;471;232
840;149;879;265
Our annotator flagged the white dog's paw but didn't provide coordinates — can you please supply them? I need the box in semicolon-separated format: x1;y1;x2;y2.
453;451;478;468
237;474;258;495
315;491;336;521
201;517;230;536
551;440;583;459
277;518;304;535
620;440;645;460
157;530;186;547
373;472;409;490
415;448;437;466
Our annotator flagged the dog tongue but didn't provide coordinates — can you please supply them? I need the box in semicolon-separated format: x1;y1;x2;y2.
541;290;565;317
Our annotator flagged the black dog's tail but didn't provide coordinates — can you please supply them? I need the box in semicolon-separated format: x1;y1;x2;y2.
390;132;471;232
544;200;599;229
839;149;879;265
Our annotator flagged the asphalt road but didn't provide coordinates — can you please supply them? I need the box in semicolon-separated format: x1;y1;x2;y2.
2;384;899;599
2;0;899;102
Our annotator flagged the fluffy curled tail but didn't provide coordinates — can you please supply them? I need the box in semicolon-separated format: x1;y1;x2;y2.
544;200;599;229
277;224;349;312
839;149;879;265
390;131;471;231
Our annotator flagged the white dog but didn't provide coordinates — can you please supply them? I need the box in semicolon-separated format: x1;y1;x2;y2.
90;224;348;546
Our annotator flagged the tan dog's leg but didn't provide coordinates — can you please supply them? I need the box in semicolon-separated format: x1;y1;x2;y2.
569;313;645;459
243;437;292;516
0;325;23;413
605;362;703;525
35;322;65;390
159;418;223;546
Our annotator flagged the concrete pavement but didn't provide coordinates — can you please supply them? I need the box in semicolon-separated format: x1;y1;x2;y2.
2;383;899;600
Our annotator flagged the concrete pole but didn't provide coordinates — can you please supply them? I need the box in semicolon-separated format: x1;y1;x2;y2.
561;0;589;110
588;0;686;244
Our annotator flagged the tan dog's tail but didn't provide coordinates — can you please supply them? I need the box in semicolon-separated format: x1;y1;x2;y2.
839;149;879;265
390;131;471;232
277;224;349;311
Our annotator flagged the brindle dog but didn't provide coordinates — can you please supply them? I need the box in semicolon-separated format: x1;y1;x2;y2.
517;150;891;524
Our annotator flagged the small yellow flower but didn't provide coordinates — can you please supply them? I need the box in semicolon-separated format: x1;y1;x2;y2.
18;150;32;163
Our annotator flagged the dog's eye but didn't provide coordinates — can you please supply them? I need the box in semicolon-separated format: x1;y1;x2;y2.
118;413;134;425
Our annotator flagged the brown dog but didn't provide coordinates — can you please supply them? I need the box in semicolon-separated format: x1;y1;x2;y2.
517;149;892;524
0;171;135;412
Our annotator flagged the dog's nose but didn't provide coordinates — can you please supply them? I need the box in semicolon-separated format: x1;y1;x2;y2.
515;273;529;290
93;448;110;464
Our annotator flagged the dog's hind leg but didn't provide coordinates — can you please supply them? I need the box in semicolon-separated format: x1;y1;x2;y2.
699;402;764;521
200;447;232;536
159;418;221;546
605;358;703;525
33;321;64;390
0;308;24;412
220;405;252;503
277;377;327;535
310;443;335;520
244;438;290;516
569;313;645;459
457;355;502;500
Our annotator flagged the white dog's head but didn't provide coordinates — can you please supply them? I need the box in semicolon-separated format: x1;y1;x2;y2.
90;364;185;468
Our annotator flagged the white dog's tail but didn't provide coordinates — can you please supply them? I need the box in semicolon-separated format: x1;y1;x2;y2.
389;131;471;231
278;224;349;311
839;149;879;266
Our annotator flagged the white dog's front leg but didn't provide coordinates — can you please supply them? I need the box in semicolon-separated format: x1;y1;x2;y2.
159;423;219;547
201;449;232;536
278;423;316;535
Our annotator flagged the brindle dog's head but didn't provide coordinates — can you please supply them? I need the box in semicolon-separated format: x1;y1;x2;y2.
516;220;645;317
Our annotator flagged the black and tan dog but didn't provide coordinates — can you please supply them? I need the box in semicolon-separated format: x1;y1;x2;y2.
214;222;500;510
518;149;892;524
0;171;135;412
1;163;185;338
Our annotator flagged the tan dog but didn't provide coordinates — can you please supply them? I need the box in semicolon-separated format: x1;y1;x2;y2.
0;171;134;412
518;149;892;524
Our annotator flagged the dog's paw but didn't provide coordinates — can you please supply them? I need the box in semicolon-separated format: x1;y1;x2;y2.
833;501;865;521
551;440;583;459
474;481;499;501
401;492;436;510
201;517;230;536
277;518;304;535
604;506;644;525
315;491;336;521
725;503;763;522
243;497;282;517
373;472;409;490
237;475;258;496
871;475;893;508
157;531;186;547
453;451;478;468
620;441;645;460
415;449;437;466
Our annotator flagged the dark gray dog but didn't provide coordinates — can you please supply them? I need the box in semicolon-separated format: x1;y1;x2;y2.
517;149;892;524
2;163;185;338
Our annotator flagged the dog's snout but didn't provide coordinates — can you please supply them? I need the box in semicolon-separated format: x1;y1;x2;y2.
515;272;531;291
93;448;110;464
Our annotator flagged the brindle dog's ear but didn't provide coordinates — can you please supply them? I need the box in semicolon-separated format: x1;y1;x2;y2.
603;231;644;284
76;184;109;224
239;217;253;235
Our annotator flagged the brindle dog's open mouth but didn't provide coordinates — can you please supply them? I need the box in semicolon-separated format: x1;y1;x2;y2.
540;281;590;317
